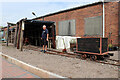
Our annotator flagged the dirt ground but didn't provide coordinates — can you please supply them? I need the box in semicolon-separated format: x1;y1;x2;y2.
1;44;119;78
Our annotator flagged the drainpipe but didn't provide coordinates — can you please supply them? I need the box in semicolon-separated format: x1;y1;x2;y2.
103;0;105;38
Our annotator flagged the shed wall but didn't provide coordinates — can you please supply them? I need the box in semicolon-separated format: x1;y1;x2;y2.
36;2;119;46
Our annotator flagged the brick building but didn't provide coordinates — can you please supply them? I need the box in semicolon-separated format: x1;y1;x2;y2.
33;1;120;48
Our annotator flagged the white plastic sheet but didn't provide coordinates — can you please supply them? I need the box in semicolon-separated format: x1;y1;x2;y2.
56;36;81;49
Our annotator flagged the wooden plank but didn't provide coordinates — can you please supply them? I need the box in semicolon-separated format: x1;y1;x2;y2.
17;22;21;49
19;21;24;51
11;31;12;43
20;30;24;51
52;24;56;49
6;24;9;46
14;26;18;47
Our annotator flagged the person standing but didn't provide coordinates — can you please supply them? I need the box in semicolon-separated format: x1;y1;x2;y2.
41;25;49;53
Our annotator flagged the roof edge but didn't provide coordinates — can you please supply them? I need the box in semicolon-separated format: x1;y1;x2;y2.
33;1;104;20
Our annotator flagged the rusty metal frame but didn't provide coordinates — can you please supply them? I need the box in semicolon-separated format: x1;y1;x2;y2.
76;37;108;56
75;51;108;55
100;37;102;54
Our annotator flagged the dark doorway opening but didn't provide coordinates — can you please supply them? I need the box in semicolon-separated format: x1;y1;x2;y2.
23;20;56;48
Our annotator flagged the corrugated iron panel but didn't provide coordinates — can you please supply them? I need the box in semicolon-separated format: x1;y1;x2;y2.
84;16;102;36
58;19;75;36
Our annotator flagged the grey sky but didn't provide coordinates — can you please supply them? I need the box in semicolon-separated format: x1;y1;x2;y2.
1;0;99;26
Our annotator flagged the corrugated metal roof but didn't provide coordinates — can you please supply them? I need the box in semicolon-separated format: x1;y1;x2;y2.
25;20;54;24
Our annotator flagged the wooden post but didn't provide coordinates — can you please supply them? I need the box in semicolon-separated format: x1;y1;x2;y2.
11;31;12;43
52;24;56;49
14;24;19;47
6;24;9;46
14;25;18;47
17;22;21;49
20;21;24;51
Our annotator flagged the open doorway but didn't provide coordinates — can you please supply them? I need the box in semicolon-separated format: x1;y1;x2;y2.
23;20;56;49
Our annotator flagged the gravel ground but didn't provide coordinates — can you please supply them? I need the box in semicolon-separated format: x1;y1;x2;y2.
1;44;119;78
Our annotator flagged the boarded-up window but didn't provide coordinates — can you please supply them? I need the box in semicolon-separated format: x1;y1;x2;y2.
58;20;76;36
84;16;102;36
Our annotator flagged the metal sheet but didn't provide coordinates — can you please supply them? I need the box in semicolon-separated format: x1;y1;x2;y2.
77;38;108;53
58;19;76;36
85;16;102;36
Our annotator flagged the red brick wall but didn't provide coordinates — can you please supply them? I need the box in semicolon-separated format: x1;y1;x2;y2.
118;2;120;48
36;2;119;46
105;2;119;46
36;3;103;36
